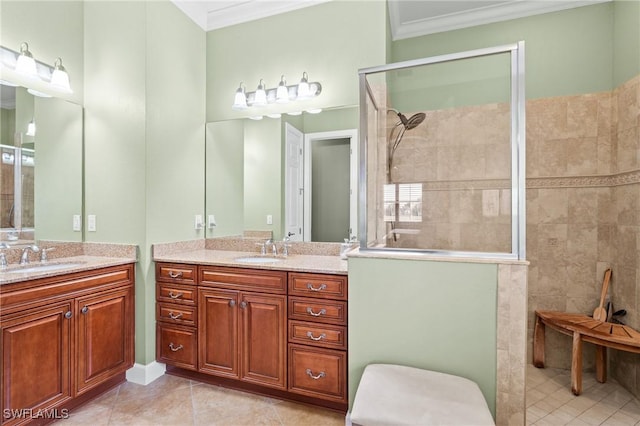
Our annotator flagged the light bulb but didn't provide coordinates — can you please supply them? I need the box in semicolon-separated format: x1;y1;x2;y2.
15;42;37;77
50;58;72;93
297;72;310;100
276;75;289;104
232;82;248;110
253;79;267;106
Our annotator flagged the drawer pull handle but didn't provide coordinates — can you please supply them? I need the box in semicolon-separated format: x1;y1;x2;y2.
168;291;183;299
168;271;183;278
305;369;326;380
240;301;247;309
306;307;326;317
229;300;236;307
307;283;327;292
81;306;89;315
306;331;326;341
168;312;183;320
169;343;183;352
64;311;72;319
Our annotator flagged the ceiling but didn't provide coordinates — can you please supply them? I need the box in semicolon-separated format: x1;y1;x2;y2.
171;0;610;39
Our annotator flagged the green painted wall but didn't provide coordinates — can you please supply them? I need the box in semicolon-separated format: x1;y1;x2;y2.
391;3;614;99
84;0;205;364
613;0;640;85
34;97;82;241
206;1;386;122
206;120;244;237
301;107;359;133
244;118;282;237
348;257;498;416
0;108;15;145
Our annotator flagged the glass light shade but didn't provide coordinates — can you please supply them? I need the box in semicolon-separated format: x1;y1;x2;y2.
253;79;267;106
50;58;72;92
297;72;310;99
26;120;36;137
232;90;247;110
27;88;52;98
276;76;289;104
15;43;37;77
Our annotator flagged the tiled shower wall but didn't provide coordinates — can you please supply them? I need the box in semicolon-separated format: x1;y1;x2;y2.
378;74;639;398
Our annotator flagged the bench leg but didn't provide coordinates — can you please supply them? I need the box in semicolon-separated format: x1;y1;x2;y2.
571;331;583;396
596;345;607;383
533;314;545;368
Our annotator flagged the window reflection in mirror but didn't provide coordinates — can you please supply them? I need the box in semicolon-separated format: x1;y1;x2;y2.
205;106;359;243
0;83;83;246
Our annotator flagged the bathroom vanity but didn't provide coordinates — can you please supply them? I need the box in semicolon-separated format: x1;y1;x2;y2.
154;250;348;412
0;257;135;426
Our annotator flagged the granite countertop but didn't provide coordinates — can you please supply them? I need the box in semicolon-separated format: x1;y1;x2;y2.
0;255;137;285
153;249;348;275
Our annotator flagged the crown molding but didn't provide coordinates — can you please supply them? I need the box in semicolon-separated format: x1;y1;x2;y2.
389;0;611;41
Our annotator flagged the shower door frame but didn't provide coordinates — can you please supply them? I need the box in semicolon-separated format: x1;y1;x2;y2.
357;41;526;260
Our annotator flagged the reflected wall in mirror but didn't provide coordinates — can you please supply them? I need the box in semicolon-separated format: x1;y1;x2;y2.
205;106;359;243
0;83;83;245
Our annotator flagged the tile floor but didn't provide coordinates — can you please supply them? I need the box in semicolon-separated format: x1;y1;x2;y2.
527;364;640;425
56;374;344;425
56;366;640;425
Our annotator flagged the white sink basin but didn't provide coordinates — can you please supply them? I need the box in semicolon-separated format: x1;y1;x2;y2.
234;257;282;264
3;262;86;274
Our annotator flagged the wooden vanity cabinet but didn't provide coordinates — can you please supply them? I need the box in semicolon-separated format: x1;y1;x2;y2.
198;266;287;390
155;263;198;371
156;262;347;411
0;264;135;425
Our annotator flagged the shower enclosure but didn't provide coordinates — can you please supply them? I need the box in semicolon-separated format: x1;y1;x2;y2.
358;42;526;259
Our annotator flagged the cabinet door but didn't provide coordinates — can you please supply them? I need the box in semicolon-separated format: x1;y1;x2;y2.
76;287;134;395
1;302;72;421
240;292;286;389
198;288;239;378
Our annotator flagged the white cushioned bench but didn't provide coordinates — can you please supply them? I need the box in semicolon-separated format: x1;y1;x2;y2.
350;364;494;426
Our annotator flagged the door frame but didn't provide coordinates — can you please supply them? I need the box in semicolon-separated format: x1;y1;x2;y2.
303;129;358;242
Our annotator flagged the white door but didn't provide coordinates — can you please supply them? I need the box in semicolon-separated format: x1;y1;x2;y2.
284;123;304;241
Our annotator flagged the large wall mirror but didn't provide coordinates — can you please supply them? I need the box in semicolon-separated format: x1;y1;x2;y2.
0;82;83;245
205;106;359;243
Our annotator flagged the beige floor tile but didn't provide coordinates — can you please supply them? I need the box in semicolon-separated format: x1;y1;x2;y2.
195;404;281;425
272;401;345;426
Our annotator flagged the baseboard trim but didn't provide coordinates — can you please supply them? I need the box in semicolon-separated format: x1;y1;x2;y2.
126;361;166;385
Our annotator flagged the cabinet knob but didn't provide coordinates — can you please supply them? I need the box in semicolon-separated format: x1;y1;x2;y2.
168;291;183;299
305;369;326;380
229;300;236;307
81;306;89;314
306;283;327;292
169;343;184;352
306;307;326;317
168;312;183;320
168;271;183;279
240;301;247;309
306;331;326;341
64;311;72;319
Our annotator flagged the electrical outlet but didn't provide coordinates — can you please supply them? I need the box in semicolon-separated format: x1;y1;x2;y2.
73;215;81;231
195;214;203;230
266;214;273;225
88;215;96;232
208;215;216;229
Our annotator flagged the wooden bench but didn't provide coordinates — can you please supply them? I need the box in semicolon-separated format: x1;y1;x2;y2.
533;310;640;395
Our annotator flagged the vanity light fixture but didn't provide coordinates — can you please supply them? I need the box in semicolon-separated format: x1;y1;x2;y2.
50;58;72;93
231;72;321;112
232;82;248;110
0;42;74;94
15;42;37;77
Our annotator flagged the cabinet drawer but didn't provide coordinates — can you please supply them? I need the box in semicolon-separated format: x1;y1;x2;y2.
288;344;346;403
157;282;197;305
200;266;287;294
156;263;196;284
288;297;347;326
157;324;197;370
288;320;347;350
288;273;347;300
157;303;197;326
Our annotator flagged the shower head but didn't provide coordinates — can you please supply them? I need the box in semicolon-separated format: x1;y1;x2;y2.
388;109;426;131
386;109;427;182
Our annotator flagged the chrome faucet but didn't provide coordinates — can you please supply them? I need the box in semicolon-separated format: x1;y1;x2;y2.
282;235;292;257
20;245;40;265
0;242;10;269
265;238;277;256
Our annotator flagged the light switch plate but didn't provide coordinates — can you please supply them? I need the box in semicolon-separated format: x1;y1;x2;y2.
73;215;81;231
208;215;216;229
88;215;97;232
195;214;203;230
